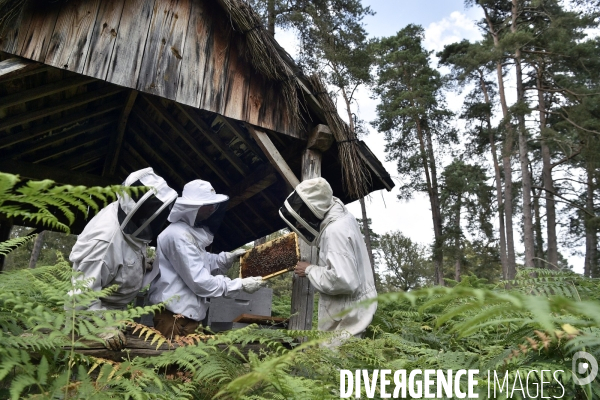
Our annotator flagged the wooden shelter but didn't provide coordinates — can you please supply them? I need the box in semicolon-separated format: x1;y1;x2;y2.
0;0;393;329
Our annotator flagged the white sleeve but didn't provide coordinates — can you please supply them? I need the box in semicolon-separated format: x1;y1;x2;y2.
168;236;242;297
207;251;230;275
71;260;113;310
305;229;360;296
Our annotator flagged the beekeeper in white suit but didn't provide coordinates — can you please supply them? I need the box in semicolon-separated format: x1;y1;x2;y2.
148;179;265;339
69;167;178;350
280;177;377;342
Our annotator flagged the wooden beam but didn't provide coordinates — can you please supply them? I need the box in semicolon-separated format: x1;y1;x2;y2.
131;110;198;181
246;125;300;188
0;159;118;186
142;95;232;186
0;85;123;132
0;75;97;109
241;200;275;232
14;117;117;159
0;99;123;149
58;145;108;171
226;164;278;209
229;209;257;238
121;141;151;170
176;104;250;177
0;57;41;82
128;124;186;188
33;133;110;163
218;116;264;159
102;90;138;177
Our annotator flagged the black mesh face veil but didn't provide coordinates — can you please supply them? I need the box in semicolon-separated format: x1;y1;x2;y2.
118;180;175;242
279;191;322;244
195;200;229;235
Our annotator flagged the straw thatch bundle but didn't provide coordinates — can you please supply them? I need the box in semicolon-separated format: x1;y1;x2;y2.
0;0;26;26
307;74;371;199
215;0;300;132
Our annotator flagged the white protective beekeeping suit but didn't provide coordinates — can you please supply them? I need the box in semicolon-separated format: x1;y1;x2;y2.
148;180;263;322
69;168;178;311
280;178;377;339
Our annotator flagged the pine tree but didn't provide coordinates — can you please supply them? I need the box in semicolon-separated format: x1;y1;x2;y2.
371;25;457;286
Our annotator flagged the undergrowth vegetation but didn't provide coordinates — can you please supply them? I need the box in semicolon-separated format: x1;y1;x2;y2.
2;173;600;399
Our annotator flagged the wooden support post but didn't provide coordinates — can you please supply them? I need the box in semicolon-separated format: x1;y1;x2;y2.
0;220;13;272
289;149;323;331
28;231;45;269
288;125;334;331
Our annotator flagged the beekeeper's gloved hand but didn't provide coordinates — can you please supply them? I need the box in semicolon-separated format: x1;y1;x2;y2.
98;327;126;351
241;277;265;294
225;248;247;267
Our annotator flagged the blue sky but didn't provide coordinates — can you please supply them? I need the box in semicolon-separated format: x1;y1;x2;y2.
363;0;474;37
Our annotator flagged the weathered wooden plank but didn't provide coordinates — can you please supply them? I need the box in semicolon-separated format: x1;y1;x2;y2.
0;57;41;83
15;117;116;160
0;75;96;109
19;3;61;62
102;90;138;176
0;158;117;186
174;0;211;107
136;0;191;99
176;104;250;177
247;126;300;188
106;0;156;88
223;32;251;125
45;0;102;73
197;4;230;115
0;85;123;132
0;99;122;149
82;0;125;80
141;95;232;186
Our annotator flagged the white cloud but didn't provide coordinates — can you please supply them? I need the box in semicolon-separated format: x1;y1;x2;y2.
423;11;481;53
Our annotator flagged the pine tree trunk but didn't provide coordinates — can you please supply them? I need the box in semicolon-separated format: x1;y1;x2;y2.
29;231;45;269
482;6;517;279
480;72;509;277
423;123;445;286
359;197;376;276
454;197;462;282
585;162;597;277
532;185;545;268
512;0;535;268
267;0;276;37
537;70;559;268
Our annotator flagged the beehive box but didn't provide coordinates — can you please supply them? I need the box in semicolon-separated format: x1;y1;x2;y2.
240;232;300;280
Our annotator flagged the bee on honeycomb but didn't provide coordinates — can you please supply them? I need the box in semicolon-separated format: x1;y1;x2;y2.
241;234;299;278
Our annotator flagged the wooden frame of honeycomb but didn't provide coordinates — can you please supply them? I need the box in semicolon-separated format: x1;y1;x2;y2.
240;232;300;280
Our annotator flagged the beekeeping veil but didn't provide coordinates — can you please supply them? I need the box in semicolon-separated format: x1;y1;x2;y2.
117;168;178;242
167;180;229;235
279;178;334;245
